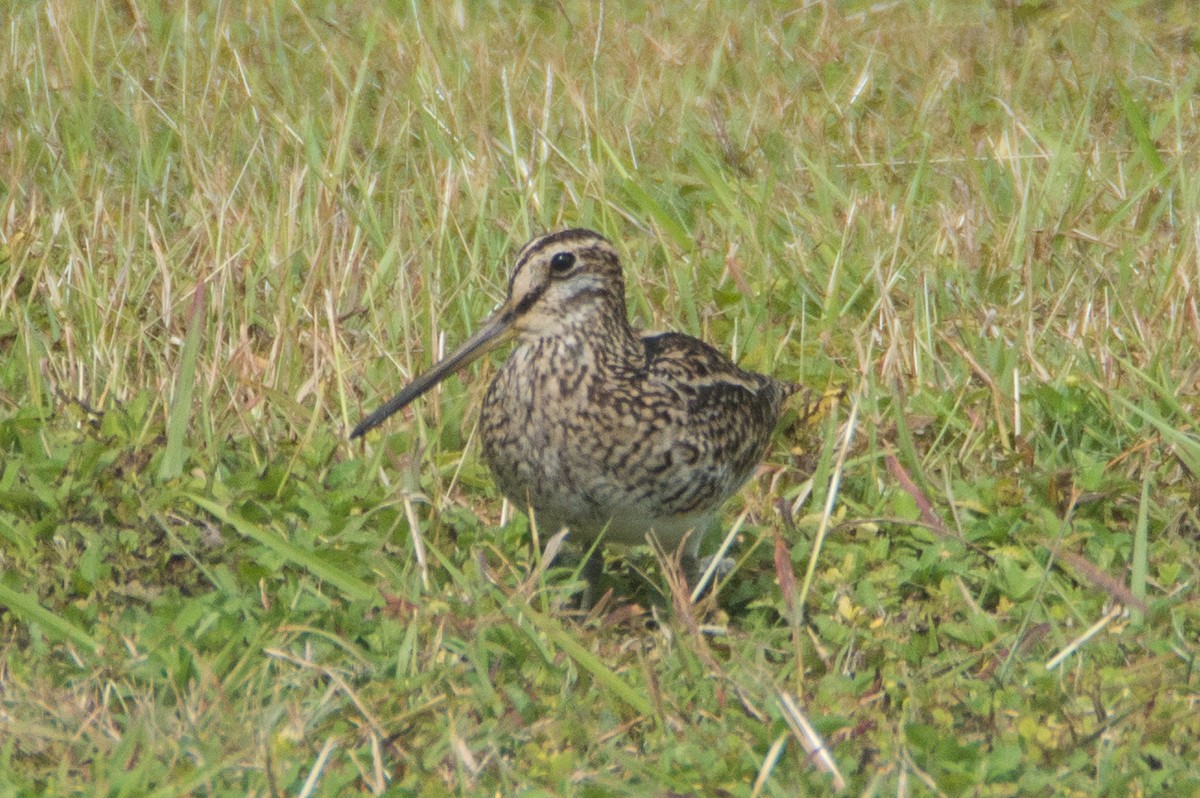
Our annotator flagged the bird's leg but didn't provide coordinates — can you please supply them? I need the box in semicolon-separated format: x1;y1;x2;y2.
577;548;604;610
681;526;732;600
681;552;701;588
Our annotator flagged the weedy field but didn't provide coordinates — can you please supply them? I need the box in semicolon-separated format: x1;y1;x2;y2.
1;1;1198;795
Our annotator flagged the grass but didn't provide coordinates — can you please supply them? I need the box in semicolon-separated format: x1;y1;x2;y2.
2;0;1198;794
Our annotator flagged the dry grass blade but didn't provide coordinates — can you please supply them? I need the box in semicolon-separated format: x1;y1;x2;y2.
1046;606;1127;671
691;508;749;603
774;526;798;612
401;491;430;590
886;451;952;539
296;738;338;798
1053;547;1148;614
751;734;790;798
776;690;846;792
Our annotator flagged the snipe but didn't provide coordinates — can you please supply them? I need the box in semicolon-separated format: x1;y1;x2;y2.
352;229;797;601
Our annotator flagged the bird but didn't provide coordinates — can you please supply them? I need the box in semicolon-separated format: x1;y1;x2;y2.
351;228;798;604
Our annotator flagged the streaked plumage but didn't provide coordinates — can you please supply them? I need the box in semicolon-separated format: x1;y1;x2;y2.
352;229;796;598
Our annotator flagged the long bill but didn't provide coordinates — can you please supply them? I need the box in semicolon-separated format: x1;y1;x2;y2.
350;304;516;439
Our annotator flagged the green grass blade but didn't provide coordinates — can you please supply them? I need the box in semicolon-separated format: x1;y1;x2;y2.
598;136;692;251
1131;469;1150;625
158;287;205;482
0;580;99;654
1104;389;1200;476
511;601;655;718
190;495;379;603
1115;78;1167;174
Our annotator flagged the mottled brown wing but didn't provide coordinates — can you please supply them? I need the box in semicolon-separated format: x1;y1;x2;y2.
638;333;793;513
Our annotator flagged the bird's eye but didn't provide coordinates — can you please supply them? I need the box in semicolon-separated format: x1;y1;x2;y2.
550;251;576;275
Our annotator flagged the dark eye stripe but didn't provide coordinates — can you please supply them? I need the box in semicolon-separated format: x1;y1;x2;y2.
559;285;608;311
512;282;548;316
